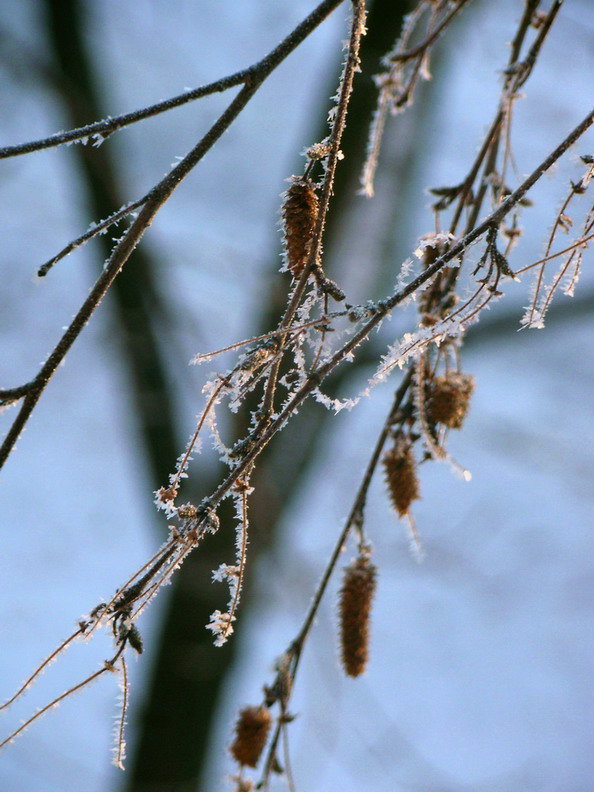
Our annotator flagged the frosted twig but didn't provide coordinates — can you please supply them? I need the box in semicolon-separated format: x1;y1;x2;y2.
113;656;129;770
168;378;229;496
361;0;472;196
0;663;112;751
0;627;83;711
515;229;594;275
190;314;342;365
219;482;250;644
0;0;346;160
130;542;198;622
83;541;177;641
0;0;348;472
38;198;146;277
257;373;413;791
258;0;367;424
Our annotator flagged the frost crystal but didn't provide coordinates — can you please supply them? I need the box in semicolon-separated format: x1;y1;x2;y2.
206;610;235;647
212;563;239;583
313;388;360;414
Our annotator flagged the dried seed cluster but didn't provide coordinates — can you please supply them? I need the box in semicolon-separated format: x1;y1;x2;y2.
230;706;272;768
338;553;377;677
428;372;475;429
281;179;319;278
383;437;420;517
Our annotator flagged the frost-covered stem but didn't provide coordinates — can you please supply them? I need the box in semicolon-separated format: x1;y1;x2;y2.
191;315;340;364
221;485;250;642
258;371;412;791
0;381;35;406
362;0;474;196
0;627;84;711
130;539;201;622
360;87;390;197
113;656;129;770
0;635;130;751
516;229;594;275
0;0;349;469
0;0;345;160
0;663;111;750
259;0;367;423
515;1;563;91
390;0;472;62
281;719;297;792
204;105;594;511
38;198;147;276
169;379;228;495
509;0;541;65
413;350;443;461
84;541;177;640
527;177;582;324
449;0;560;240
292;369;412;658
448;111;502;235
308;0;367;265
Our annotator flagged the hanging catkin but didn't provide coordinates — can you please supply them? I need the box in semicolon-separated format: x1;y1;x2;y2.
281;178;319;278
338;552;377;677
383;437;420;517
428;372;475;429
230;706;272;768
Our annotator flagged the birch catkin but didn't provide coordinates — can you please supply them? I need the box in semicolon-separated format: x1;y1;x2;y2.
383;437;420;517
338;553;377;677
230;706;271;768
281;178;319;278
428;372;475;429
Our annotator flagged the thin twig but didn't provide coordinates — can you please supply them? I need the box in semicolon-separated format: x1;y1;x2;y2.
257;372;412;790
0;0;345;160
201;106;594;517
0;0;348;471
0;627;83;711
113;656;129;770
258;0;367;424
0;665;110;750
389;0;471;62
37;198;147;276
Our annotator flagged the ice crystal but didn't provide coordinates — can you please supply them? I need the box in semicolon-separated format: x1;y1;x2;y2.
206;610;235;647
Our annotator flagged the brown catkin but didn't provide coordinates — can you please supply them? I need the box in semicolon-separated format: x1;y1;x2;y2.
428;372;475;429
281;179;319;278
383;437;420;517
339;553;377;677
230;706;271;768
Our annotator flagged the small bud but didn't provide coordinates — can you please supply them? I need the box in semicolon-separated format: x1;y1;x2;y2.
338;553;377;677
177;503;197;520
306;141;331;160
230;706;272;768
383;437;420;517
156;486;177;504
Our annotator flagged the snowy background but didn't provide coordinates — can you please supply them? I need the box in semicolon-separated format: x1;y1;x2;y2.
0;1;593;790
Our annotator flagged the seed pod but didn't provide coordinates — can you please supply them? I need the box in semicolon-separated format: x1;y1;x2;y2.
230;706;272;768
428;372;475;429
281;179;319;278
383;437;420;517
338;553;377;677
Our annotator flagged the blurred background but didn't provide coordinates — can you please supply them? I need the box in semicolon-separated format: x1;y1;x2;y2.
0;1;593;790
